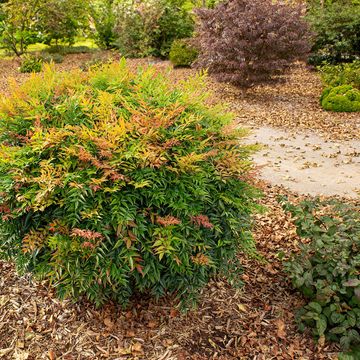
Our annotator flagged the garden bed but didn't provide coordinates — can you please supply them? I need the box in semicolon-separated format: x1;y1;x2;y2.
0;184;340;359
0;53;358;359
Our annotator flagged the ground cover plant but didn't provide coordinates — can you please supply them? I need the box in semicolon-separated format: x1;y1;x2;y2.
195;0;311;88
0;61;260;308
283;198;360;350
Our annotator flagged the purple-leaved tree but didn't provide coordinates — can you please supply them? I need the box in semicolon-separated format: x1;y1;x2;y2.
195;0;311;88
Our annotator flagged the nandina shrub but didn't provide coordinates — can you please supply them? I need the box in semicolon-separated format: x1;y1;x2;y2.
0;61;259;307
195;0;311;88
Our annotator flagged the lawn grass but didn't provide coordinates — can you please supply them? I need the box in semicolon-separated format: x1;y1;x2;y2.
0;37;98;58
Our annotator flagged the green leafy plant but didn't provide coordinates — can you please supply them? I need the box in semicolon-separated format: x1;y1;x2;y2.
307;2;360;64
0;61;259;307
90;0;117;49
283;198;360;350
319;61;360;89
320;85;360;112
36;0;90;47
80;55;112;71
19;55;43;73
169;39;198;67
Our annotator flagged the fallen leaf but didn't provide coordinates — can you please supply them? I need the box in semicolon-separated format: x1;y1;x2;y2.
103;317;115;329
48;350;56;360
147;321;157;328
275;319;286;339
131;342;143;354
169;308;179;318
237;304;247;312
0;348;12;358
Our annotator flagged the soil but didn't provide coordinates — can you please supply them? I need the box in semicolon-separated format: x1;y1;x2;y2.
0;52;359;359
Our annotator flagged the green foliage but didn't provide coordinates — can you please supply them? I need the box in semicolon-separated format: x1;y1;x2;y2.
283;199;360;350
169;39;198;67
338;346;360;360
80;55;111;71
0;0;40;56
90;0;117;49
0;61;259;307
19;55;43;73
319;61;360;89
307;1;360;63
320;85;360;112
36;0;90;46
114;0;194;58
0;0;90;56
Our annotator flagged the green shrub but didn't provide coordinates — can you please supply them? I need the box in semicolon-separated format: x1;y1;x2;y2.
283;199;360;350
319;61;360;89
307;2;360;64
40;52;64;64
320;85;360;112
169;39;198;67
0;61;259;307
114;0;194;58
19;55;43;73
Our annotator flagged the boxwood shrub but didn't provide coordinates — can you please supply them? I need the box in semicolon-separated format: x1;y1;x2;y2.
283;199;360;350
0;61;259;307
321;85;360;112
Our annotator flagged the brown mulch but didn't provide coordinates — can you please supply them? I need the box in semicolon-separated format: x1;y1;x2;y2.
0;52;355;359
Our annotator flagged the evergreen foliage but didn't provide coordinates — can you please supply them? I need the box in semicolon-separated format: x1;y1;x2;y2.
19;55;43;73
320;85;360;112
0;61;259;307
307;1;360;64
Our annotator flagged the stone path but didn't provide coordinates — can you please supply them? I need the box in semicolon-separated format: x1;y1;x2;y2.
245;126;360;198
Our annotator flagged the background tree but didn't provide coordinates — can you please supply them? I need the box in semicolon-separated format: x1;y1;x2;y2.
0;0;40;56
195;0;311;88
90;0;117;49
37;0;90;46
114;0;194;58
